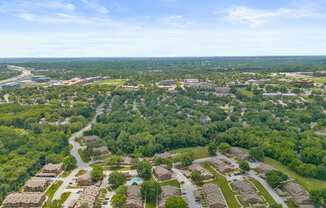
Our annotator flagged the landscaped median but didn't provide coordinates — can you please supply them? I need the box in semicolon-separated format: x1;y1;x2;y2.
248;178;277;206
42;180;63;208
203;162;242;208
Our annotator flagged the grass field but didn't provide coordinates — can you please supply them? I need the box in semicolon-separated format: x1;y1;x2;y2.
249;178;277;206
173;146;209;159
43;180;64;208
95;79;126;86
145;202;156;208
203;163;241;208
264;158;326;191
76;169;86;177
159;179;181;188
58;192;71;206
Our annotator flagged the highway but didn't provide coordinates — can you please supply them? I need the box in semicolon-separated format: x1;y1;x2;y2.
0;65;32;85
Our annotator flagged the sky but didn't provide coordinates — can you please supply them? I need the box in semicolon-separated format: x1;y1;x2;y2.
0;0;326;57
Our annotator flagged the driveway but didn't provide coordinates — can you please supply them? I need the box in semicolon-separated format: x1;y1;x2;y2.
172;168;201;208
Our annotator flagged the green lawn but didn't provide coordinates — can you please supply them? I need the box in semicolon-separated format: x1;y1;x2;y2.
76;169;86;177
95;79;126;86
203;163;241;208
145;201;156;208
264;158;326;191
160;179;181;188
248;178;277;206
173;146;209;159
43;180;64;208
58;192;71;206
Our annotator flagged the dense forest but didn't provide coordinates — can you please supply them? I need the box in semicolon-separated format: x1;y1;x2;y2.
1;56;326;80
0;85;107;202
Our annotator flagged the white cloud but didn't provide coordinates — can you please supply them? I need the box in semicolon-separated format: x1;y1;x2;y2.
0;0;76;13
1;27;326;57
223;5;324;27
160;15;188;28
80;0;109;14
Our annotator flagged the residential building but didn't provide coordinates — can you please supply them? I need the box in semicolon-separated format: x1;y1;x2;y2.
153;166;173;181
202;183;227;208
2;192;46;208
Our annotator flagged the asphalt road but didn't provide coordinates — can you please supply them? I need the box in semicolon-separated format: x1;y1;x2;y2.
53;103;104;200
172;168;201;208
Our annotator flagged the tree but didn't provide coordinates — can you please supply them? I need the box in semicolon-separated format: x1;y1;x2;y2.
249;147;265;161
111;194;126;208
208;142;217;156
141;180;161;202
270;203;283;208
165;196;187;208
239;160;250;172
310;189;326;208
63;156;77;171
218;143;230;153
191;170;203;184
91;166;104;182
266;170;288;188
108;155;122;168
137;161;152;180
178;151;194;167
109;172;126;189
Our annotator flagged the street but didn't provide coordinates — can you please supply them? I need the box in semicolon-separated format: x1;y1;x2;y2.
172;168;201;208
53;103;104;200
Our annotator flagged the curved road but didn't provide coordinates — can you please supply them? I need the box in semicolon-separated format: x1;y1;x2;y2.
53;103;104;200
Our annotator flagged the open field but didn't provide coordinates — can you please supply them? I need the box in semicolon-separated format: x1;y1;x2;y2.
173;146;209;159
203;163;241;208
159;179;181;188
95;79;126;86
264;158;326;191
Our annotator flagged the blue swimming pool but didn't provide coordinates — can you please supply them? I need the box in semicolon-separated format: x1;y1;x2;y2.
127;177;144;186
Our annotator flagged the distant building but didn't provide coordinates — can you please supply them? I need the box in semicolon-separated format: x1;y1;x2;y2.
254;164;274;178
77;173;93;186
263;92;296;97
282;181;314;207
227;147;250;160
183;79;200;84
158;80;177;86
92;146;110;156
32;76;50;83
210;158;237;174
2;192;46;208
41;163;63;175
189;164;213;180
121;156;136;166
23;177;50;192
75;186;100;208
232;180;263;204
154;152;173;160
82;135;100;143
153;166;173;181
126;186;143;208
202;183;227;208
158;185;179;208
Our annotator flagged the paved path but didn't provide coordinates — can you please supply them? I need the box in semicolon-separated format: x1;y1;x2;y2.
172;168;201;208
53;103;104;200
